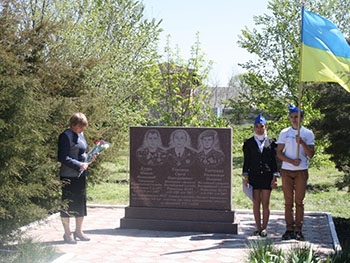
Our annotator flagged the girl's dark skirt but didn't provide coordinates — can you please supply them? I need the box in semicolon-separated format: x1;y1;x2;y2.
249;172;273;190
60;176;87;218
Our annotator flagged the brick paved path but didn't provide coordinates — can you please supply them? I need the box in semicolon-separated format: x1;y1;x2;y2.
23;205;339;263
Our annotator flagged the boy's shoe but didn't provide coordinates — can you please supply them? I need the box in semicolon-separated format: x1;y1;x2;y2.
282;230;295;240
260;229;267;237
253;230;260;236
295;231;305;241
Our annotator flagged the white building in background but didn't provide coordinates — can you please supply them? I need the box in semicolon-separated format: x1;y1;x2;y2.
209;86;239;117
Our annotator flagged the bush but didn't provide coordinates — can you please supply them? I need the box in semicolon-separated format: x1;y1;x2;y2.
247;240;337;263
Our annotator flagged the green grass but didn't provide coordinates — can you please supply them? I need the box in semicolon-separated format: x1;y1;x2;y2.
87;156;129;205
88;182;129;204
232;165;350;218
87;159;350;218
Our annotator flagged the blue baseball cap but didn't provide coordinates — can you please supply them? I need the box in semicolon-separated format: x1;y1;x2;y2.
289;104;304;115
254;114;266;124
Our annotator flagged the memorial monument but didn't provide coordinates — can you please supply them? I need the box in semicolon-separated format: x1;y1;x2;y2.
120;127;238;234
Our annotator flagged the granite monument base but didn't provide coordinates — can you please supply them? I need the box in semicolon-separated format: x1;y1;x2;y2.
120;206;238;234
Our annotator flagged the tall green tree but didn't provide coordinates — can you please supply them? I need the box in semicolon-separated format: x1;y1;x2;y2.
0;0;65;242
153;33;225;127
310;84;350;191
230;0;349;124
0;0;162;242
46;0;163;141
227;0;350;162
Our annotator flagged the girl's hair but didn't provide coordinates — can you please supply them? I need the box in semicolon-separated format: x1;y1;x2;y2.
69;112;88;128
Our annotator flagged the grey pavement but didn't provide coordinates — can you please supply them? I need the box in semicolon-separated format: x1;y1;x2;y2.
23;205;341;263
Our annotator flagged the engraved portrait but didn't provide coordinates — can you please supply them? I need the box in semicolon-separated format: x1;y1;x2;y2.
197;129;225;168
166;129;197;168
136;129;167;166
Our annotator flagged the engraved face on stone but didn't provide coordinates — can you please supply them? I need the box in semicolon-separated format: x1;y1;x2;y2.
197;130;225;168
170;129;191;153
167;129;196;168
136;129;167;166
202;135;214;151
146;130;162;152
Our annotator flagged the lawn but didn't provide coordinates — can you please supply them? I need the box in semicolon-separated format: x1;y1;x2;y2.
87;158;350;218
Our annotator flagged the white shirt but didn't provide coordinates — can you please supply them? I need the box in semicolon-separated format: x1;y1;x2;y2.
254;136;266;153
277;126;315;170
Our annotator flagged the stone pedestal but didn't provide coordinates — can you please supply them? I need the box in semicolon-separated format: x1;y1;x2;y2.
120;207;237;233
120;127;238;234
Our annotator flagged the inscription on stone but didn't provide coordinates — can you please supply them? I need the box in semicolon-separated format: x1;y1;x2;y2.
130;127;232;210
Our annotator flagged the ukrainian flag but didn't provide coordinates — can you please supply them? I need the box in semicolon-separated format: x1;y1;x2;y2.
300;7;350;92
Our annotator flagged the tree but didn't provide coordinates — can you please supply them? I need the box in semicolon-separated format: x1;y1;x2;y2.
310;84;350;191
235;0;301;125
0;0;163;242
231;0;348;117
0;0;64;242
227;0;350;157
219;74;251;124
46;0;163;142
153;33;226;127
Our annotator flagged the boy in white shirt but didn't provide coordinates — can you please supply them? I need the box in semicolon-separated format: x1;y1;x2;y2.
276;104;315;241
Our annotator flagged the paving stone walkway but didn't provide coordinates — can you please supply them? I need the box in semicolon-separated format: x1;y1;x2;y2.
23;205;340;263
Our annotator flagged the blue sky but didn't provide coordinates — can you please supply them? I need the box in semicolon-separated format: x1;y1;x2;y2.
142;0;270;86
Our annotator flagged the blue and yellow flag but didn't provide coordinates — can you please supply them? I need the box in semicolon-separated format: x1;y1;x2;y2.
300;7;350;92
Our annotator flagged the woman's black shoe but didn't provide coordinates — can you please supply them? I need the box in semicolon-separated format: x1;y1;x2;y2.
73;232;91;241
63;234;77;244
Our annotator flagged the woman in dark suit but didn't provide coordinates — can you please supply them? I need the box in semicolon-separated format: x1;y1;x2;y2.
242;114;279;237
58;112;94;244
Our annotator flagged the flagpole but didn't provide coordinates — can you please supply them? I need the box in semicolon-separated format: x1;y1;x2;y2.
297;0;306;159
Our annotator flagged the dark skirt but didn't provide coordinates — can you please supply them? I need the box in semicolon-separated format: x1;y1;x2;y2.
249;172;273;190
60;176;87;218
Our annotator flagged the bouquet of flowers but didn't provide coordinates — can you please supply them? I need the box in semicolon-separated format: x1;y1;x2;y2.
79;139;111;177
86;139;111;163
